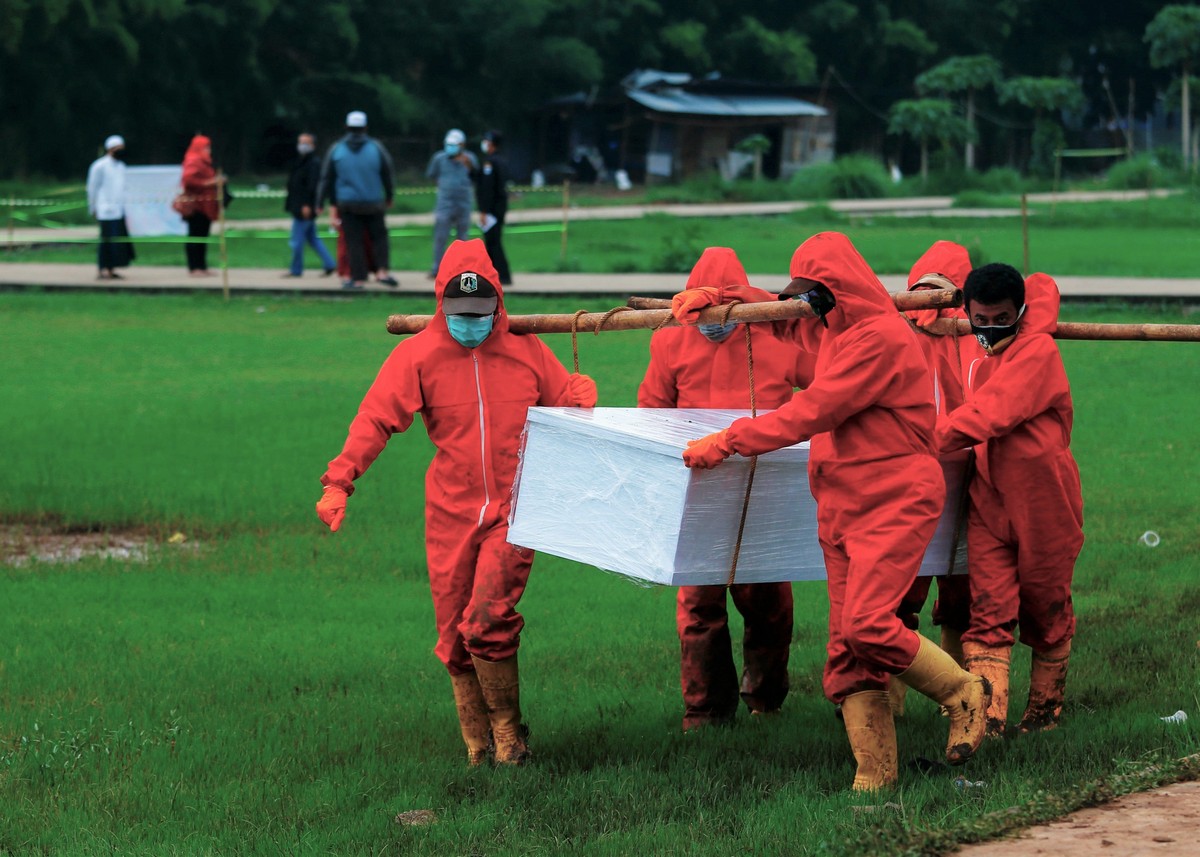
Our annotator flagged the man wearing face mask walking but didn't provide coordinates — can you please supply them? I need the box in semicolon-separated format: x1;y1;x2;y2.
680;233;992;791
86;135;135;280
639;247;815;731
316;238;598;767
283;132;336;278
426;128;478;279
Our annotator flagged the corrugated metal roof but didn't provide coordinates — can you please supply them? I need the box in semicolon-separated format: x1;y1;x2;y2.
627;88;827;118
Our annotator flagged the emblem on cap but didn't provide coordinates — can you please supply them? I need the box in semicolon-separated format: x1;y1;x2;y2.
460;272;478;294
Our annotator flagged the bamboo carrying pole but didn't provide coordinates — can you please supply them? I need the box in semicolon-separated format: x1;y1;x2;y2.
389;299;811;335
625;290;965;312
921;317;1200;342
386;290;962;336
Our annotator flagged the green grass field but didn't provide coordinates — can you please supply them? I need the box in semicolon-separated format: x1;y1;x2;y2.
8;192;1200;278
1;292;1197;854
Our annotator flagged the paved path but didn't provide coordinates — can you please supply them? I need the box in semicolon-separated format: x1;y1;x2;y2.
2;262;1199;299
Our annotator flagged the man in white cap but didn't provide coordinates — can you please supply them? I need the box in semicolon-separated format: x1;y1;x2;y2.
425;128;478;279
86;135;134;280
317;110;398;290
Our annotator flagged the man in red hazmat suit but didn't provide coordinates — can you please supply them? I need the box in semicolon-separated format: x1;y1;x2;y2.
889;240;980;716
936;263;1083;737
639;246;816;731
315;238;598;766
680;232;991;791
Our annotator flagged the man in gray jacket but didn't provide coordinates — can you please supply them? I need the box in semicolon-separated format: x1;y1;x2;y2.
425;128;478;279
318;110;398;289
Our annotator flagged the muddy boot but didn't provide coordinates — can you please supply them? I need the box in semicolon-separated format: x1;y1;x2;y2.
450;672;493;766
1017;641;1071;734
472;654;530;765
940;626;965;666
898;635;992;765
962;642;1011;738
886;676;908;718
841;690;898;791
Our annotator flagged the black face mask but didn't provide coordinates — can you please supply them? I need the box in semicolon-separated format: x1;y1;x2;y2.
111;150;126;161
970;305;1025;354
792;285;837;327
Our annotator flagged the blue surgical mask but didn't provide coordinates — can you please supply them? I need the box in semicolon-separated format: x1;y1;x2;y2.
698;322;738;343
445;143;461;156
446;314;493;348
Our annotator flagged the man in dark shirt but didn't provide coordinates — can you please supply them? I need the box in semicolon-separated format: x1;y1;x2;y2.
283;132;336;278
473;130;512;285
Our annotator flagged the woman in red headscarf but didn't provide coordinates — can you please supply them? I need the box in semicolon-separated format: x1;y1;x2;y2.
179;134;223;276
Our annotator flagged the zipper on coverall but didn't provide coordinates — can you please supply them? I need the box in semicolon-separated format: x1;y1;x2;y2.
472;352;491;527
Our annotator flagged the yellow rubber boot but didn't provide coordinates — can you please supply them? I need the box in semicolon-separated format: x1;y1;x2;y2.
886;676;908;718
841;690;899;791
898;635;992;765
962;642;1011;738
940;626;965;666
450;672;493;766
1017;641;1071;734
472;655;531;765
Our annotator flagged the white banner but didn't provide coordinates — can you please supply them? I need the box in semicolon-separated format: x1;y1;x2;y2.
124;165;186;237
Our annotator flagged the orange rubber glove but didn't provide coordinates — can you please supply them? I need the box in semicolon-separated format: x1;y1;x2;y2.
683;429;736;469
567;373;598;408
905;308;940;328
671;286;723;325
316;485;348;532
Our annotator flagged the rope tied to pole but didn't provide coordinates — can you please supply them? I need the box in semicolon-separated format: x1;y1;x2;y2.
569;309;588;373
592;305;635;335
727;301;758;587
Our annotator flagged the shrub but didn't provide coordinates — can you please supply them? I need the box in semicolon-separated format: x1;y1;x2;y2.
976;167;1024;194
789;155;890;200
1106;154;1171;190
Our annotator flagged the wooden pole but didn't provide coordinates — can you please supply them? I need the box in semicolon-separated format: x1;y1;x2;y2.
388;298;821;336
559;179;570;264
1021;193;1030;276
626;289;964;312
921;317;1200;342
217;174;229;301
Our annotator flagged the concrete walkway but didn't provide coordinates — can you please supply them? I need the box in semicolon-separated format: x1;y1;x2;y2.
2;262;1199;299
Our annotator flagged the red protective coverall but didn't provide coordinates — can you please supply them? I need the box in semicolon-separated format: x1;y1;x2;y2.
722;232;944;704
321;240;574;675
897;241;978;633
937;272;1083;652
639;247;816;728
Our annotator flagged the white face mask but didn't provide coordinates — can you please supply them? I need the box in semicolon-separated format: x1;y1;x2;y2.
297;143;314;155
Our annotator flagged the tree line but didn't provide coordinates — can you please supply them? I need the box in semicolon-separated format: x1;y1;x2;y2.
0;0;1193;180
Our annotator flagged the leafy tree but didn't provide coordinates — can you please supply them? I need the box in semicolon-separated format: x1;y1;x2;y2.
998;76;1086;176
1145;4;1200;168
915;55;1002;169
887;98;969;182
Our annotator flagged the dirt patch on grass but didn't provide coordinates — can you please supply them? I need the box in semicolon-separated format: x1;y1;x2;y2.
0;522;189;567
955;779;1200;855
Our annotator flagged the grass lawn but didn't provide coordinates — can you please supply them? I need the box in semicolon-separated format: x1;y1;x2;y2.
7;193;1200;279
1;292;1197;854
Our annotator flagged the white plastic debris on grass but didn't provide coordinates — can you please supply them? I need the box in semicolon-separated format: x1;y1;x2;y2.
1160;710;1188;724
1139;530;1161;547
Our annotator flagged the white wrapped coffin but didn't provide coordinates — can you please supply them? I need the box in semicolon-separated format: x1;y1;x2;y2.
507;407;969;587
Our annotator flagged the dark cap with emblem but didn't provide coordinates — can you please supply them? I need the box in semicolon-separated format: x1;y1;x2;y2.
443;271;499;315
